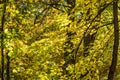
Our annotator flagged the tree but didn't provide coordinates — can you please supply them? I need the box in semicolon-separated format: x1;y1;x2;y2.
62;0;76;79
0;0;120;80
108;0;119;80
1;0;7;79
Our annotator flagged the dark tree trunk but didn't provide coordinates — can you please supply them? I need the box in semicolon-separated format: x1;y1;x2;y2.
83;1;95;57
108;0;119;80
83;0;101;57
6;51;10;80
1;29;4;80
1;0;7;80
84;33;95;57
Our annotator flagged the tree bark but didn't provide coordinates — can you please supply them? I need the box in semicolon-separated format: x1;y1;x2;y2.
108;0;119;80
1;0;7;80
6;51;10;80
83;0;97;57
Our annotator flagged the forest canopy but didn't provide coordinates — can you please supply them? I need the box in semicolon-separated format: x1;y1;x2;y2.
0;0;120;80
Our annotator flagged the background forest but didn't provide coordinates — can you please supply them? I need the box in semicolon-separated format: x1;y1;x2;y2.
0;0;120;80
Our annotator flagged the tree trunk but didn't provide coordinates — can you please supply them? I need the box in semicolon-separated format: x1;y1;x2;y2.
83;1;95;57
6;51;10;80
83;0;101;57
108;0;119;80
1;0;7;80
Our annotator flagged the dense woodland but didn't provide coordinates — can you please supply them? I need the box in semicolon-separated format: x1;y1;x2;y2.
0;0;120;80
